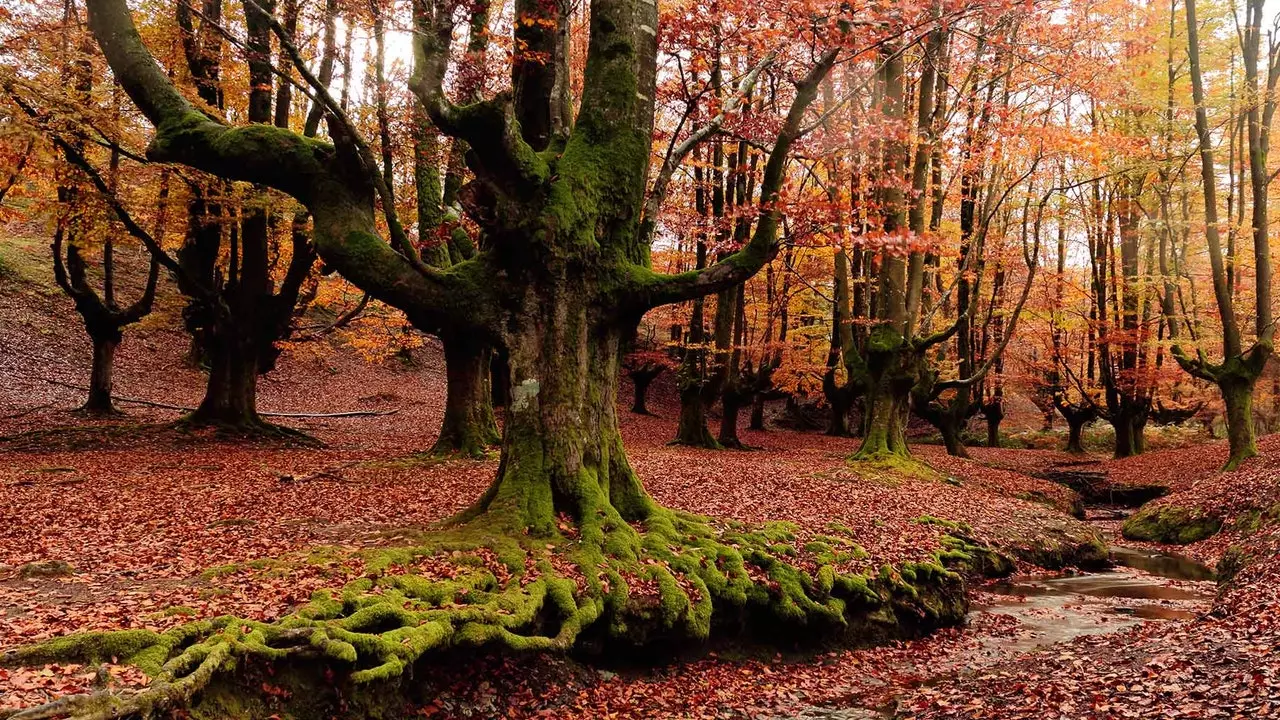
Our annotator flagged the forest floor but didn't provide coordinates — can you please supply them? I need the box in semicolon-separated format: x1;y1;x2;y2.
1;237;1278;719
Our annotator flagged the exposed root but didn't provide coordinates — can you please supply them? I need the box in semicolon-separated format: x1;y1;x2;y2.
0;511;1010;719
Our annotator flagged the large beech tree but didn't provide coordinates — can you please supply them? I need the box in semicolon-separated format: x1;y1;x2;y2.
82;0;841;555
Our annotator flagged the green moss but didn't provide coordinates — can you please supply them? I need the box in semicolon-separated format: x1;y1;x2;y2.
1122;505;1223;544
914;515;971;533
9;629;166;673
17;560;74;579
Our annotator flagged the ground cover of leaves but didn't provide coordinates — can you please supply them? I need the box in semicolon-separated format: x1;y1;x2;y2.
898;437;1280;719
2;279;1276;719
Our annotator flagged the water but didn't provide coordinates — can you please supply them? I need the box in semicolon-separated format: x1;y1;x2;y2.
778;538;1218;719
974;542;1216;652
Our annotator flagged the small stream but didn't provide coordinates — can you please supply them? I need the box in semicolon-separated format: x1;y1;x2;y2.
783;509;1218;719
973;538;1216;654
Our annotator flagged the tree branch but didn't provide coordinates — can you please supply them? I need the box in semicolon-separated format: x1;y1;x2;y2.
639;50;779;245
631;48;840;310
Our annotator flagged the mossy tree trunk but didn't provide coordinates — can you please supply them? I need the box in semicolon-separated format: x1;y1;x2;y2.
462;300;655;533
1220;368;1260;468
1110;408;1148;458
853;330;916;459
432;332;501;457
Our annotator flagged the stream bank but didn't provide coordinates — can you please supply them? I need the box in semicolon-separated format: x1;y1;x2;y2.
783;501;1219;720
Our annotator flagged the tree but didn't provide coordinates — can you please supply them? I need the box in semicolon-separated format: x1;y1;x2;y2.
1173;0;1275;469
3;0;167;416
164;0;317;431
411;0;501;457
72;2;862;703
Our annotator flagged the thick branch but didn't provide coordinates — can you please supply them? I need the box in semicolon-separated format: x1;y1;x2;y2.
639;51;779;245
632;49;840;309
410;0;547;198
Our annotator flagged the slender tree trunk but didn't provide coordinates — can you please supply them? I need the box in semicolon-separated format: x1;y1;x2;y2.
718;391;743;449
825;386;852;437
749;394;766;430
433;334;501;457
984;402;1003;448
83;333;121;414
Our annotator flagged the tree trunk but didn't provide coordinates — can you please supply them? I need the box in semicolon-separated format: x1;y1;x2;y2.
82;334;121;414
432;333;501;457
462;305;653;533
674;374;719;447
718;392;743;449
1110;408;1147;459
855;371;910;459
1065;414;1088;454
490;350;511;408
823;368;853;437
749;393;766;430
937;415;968;458
628;367;661;415
1221;374;1259;470
984;402;1003;448
188;331;260;427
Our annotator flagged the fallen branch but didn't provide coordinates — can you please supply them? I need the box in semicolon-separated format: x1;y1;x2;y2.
37;379;398;418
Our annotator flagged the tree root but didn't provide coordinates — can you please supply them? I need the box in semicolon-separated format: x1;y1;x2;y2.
0;513;1011;720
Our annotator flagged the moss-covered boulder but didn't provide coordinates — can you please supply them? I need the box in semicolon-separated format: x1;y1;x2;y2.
1122;505;1222;545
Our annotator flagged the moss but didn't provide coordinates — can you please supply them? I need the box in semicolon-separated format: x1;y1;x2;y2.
17;560;75;579
8;629;166;673
1122;505;1223;544
3;492;1016;715
1216;545;1249;584
934;534;1016;578
914;515;971;533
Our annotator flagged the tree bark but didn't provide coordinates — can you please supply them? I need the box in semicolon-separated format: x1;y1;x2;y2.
718;391;744;449
1066;417;1086;454
749;394;766;430
938;414;967;457
628;366;661;415
433;334;501;457
460;302;653;533
83;334;121;414
1221;372;1259;469
189;331;260;427
984;401;1003;448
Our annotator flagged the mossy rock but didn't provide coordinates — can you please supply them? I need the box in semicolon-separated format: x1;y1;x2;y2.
17;560;75;579
1122;505;1222;545
1216;545;1249;584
